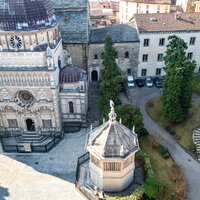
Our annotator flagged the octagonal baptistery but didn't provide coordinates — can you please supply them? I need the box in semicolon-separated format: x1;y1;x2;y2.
86;103;139;192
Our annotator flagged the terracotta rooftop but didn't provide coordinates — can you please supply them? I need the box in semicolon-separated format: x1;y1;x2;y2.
120;0;171;4
134;12;200;33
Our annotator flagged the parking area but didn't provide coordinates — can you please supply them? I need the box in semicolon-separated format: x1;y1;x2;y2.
127;86;161;106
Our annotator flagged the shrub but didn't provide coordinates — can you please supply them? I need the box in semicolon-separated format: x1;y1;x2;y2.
137;127;149;137
164;125;176;135
159;146;170;159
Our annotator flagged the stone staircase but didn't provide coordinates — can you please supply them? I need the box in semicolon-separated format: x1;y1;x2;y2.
16;133;48;144
193;128;200;161
87;82;101;128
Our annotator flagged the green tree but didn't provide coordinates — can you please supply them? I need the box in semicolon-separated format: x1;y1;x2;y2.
99;35;122;117
162;35;196;122
116;104;148;136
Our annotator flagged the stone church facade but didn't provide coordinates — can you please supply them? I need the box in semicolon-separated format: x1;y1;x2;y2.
0;0;88;135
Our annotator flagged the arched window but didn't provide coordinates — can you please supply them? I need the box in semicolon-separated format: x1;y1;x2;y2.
58;56;61;68
125;51;129;58
69;101;74;113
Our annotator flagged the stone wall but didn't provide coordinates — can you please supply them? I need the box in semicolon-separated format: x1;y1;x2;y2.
63;44;88;71
88;42;139;81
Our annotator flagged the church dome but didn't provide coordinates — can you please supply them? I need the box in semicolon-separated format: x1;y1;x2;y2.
59;66;84;83
0;0;55;31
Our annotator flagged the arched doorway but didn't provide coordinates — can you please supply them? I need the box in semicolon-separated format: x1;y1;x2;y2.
91;70;98;81
26;119;35;132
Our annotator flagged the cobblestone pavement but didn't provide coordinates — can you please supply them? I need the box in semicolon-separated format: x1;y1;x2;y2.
0;129;88;200
122;87;200;200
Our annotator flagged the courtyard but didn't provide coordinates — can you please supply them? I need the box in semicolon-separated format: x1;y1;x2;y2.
0;129;88;200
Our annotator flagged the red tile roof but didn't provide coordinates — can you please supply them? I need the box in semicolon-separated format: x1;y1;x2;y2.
121;0;171;4
134;12;200;33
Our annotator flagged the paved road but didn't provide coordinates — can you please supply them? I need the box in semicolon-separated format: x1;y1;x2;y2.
122;87;200;200
0;130;87;200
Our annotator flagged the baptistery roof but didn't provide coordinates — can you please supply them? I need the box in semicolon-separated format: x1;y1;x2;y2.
59;65;84;83
87;101;139;158
0;0;55;31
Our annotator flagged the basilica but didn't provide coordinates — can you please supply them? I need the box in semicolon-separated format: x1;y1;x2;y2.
0;0;88;135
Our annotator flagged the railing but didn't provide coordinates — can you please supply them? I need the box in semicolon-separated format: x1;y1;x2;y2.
75;152;98;200
75;152;89;182
0;133;64;153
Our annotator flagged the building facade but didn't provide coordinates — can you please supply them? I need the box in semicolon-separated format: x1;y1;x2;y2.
0;0;88;135
119;0;171;23
134;12;200;77
50;0;89;71
88;23;139;81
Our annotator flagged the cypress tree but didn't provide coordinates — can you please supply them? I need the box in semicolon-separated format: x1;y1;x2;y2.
99;35;122;117
162;35;196;122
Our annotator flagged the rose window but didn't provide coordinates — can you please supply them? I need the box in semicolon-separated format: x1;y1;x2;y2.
10;36;22;49
15;90;35;108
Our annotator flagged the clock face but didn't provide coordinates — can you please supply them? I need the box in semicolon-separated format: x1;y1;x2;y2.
10;36;22;49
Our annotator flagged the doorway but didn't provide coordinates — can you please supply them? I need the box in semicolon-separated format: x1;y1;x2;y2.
26;119;35;132
91;70;98;81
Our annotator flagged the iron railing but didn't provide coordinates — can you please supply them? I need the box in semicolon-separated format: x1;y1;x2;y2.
0;133;63;153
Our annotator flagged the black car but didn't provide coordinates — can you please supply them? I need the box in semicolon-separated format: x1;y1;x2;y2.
135;79;145;87
154;77;163;88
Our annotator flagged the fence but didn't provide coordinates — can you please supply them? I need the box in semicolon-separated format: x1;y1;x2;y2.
75;152;97;200
0;134;63;153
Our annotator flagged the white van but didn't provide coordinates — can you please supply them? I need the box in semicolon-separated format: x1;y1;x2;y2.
127;75;134;87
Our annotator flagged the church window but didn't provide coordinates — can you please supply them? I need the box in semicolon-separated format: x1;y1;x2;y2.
8;119;18;127
94;54;98;59
58;56;61;68
42;119;52;128
69;101;74;113
10;36;22;49
125;51;129;58
104;162;121;171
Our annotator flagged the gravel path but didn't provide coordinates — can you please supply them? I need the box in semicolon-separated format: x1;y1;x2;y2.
121;87;200;200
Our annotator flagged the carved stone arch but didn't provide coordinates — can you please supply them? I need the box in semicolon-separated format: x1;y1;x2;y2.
44;73;49;81
39;73;43;81
21;73;26;82
39;105;52;112
0;88;11;101
37;88;49;101
27;73;32;82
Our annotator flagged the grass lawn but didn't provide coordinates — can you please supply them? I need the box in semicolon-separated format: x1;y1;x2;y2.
192;73;200;94
140;136;176;193
147;98;200;155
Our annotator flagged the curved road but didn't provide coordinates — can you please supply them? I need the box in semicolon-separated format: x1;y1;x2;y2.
123;87;200;200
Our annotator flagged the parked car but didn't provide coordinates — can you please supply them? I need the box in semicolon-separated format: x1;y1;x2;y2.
154;77;163;88
135;79;145;87
127;75;134;87
145;77;153;87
